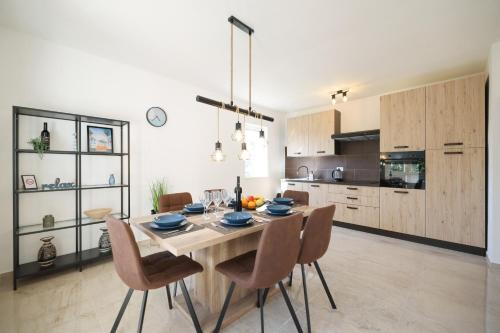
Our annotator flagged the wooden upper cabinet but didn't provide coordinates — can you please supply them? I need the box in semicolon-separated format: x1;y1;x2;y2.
380;87;426;152
426;74;485;149
380;188;425;236
286;115;309;157
308;110;339;156
425;148;485;247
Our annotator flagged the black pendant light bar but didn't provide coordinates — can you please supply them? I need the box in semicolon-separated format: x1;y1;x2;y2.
196;95;274;122
228;16;254;35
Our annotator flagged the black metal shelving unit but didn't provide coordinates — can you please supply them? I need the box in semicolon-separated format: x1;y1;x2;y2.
12;106;130;289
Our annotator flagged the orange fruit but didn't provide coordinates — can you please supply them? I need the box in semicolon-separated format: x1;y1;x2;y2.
247;195;255;202
247;201;256;210
242;198;249;208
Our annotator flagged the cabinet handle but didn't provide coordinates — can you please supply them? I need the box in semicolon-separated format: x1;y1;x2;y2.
394;190;409;194
288;183;296;186
346;206;359;210
444;151;463;155
311;185;320;188
346;196;358;200
444;142;463;146
317;150;326;154
346;187;358;190
295;152;302;155
394;145;409;149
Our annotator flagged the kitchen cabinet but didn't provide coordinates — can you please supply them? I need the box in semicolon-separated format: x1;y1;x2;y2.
380;87;426;152
327;184;380;228
308;110;340;156
286;115;309;157
280;180;305;192
425;148;485;247
306;183;327;207
380;188;425;236
426;74;485;150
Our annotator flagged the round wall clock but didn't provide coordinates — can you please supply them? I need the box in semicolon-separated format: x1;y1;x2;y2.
146;107;167;127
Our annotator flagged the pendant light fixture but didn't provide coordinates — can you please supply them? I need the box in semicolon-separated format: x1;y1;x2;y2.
231;108;244;142
238;115;250;160
331;89;349;105
258;113;266;144
211;106;225;162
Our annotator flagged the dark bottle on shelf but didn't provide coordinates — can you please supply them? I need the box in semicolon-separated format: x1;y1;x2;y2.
41;122;50;150
234;176;242;212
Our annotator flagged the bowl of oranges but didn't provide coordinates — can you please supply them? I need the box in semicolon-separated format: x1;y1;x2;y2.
241;195;265;210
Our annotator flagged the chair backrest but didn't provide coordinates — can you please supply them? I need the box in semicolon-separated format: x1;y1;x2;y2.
283;190;309;205
297;204;336;264
158;192;193;212
106;217;149;291
250;213;303;288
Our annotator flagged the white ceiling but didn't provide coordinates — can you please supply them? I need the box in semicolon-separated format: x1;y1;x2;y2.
1;0;499;112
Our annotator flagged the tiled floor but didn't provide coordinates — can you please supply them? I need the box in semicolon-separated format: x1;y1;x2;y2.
1;227;500;332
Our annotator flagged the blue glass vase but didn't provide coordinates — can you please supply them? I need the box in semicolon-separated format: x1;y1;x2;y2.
108;174;116;185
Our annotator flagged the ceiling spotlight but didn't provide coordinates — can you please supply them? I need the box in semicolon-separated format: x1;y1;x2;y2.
331;94;337;105
343;91;348;103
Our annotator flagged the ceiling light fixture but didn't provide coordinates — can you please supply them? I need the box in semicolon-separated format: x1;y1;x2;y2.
211;106;225;162
238;115;250;160
331;89;349;104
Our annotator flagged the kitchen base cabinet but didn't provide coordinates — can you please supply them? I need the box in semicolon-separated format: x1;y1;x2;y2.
380;188;426;236
306;183;327;207
335;204;380;228
280;180;305;193
426;148;485;247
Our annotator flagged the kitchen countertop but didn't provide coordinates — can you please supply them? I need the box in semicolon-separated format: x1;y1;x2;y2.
283;178;380;187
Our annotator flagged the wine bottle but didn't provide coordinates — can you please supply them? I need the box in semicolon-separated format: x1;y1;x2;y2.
234;176;242;212
41;122;50;150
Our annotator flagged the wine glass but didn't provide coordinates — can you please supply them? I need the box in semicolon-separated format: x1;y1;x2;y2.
221;189;231;206
200;191;212;220
212;191;222;217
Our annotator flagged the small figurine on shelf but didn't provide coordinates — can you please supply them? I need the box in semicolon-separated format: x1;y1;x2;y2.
42;215;55;228
98;227;112;253
108;174;116;185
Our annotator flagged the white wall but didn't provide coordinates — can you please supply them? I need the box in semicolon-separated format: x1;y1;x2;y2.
0;27;286;274
487;41;500;264
288;95;380;133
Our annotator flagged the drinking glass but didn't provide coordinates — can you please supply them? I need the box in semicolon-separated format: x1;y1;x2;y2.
200;191;212;220
221;189;232;207
212;191;222;216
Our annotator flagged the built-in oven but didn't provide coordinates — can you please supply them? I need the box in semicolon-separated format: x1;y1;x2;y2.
380;151;425;189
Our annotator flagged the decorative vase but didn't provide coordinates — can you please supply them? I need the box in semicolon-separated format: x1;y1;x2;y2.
98;227;112;253
108;174;116;185
37;236;56;268
42;215;55;228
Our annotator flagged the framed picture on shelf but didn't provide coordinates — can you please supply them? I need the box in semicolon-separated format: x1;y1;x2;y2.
21;175;38;190
87;126;113;153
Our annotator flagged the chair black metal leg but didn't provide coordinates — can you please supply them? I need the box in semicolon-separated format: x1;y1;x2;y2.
288;269;293;286
166;285;173;310
173;281;178;297
259;289;265;333
313;261;337;309
278;281;303;333
301;265;311;333
179;279;203;333
111;288;133;333
137;291;148;333
256;287;270;308
214;281;236;333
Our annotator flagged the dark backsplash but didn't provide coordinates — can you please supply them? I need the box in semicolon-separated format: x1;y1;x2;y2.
285;140;380;182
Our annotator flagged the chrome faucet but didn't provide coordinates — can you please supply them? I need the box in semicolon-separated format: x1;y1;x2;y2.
297;165;309;178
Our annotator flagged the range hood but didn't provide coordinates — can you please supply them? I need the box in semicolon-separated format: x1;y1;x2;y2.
331;129;380;142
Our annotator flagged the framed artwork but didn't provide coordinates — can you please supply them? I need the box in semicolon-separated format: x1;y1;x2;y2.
87;126;113;153
21;175;38;190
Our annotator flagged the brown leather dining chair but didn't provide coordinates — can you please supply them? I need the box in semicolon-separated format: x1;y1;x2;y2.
159;192;193;212
158;192;194;306
214;214;305;333
283;189;309;205
296;204;337;333
106;217;204;333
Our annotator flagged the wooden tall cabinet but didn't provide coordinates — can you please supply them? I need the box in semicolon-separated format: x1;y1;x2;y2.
380;87;426;152
380;188;425;236
425;148;485;247
308;110;339;156
286;115;309;157
426;74;486;150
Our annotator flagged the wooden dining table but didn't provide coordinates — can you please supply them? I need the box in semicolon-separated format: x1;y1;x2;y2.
130;204;314;332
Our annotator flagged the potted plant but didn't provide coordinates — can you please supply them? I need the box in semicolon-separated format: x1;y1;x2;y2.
150;179;167;214
28;137;48;159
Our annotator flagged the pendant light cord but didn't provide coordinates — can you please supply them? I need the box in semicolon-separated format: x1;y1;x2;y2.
218;106;222;140
230;23;234;106
248;33;252;113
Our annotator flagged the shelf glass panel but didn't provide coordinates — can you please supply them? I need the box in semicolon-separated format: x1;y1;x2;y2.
17;184;129;194
18;213;128;235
